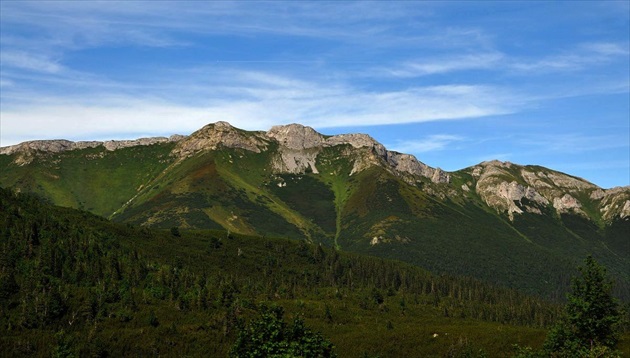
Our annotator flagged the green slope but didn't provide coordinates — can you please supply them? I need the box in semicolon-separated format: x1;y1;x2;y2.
1;139;628;302
7;187;612;357
0;143;175;217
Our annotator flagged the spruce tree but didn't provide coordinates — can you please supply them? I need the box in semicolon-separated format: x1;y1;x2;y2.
544;256;621;356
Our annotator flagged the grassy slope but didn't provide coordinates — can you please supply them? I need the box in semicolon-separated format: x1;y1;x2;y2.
1;144;628;302
0;144;175;217
5;188;600;357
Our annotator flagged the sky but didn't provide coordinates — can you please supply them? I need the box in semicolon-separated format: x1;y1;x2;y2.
1;1;628;188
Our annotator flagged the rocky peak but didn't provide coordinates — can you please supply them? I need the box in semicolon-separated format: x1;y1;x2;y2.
597;186;630;221
171;121;268;158
0;137;184;165
264;124;448;183
469;161;630;221
266;124;324;150
326;133;386;154
383;152;449;184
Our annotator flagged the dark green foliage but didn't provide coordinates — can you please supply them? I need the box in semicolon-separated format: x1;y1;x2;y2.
51;330;74;358
148;311;160;327
270;174;337;234
544;256;622;356
229;305;336;358
210;236;223;249
2;141;628;304
170;226;181;237
1;187;626;356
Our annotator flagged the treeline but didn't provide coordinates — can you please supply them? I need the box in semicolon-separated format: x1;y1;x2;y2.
0;187;564;356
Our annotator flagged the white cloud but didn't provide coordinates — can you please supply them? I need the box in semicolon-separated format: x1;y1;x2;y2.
389;135;464;153
521;133;629;154
384;52;504;77
0;75;518;146
1;51;64;74
509;42;629;73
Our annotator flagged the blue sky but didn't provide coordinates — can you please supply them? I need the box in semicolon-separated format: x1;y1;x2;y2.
1;1;628;188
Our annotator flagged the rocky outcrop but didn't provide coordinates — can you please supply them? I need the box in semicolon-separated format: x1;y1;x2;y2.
171;121;268;158
2;121;450;183
552;194;585;215
0;135;184;165
270;148;320;174
265;123;449;183
598;186;630;221
384;152;449;183
474;161;557;219
471;160;629;221
267;124;324;150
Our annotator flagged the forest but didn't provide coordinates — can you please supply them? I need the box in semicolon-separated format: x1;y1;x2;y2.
0;187;627;357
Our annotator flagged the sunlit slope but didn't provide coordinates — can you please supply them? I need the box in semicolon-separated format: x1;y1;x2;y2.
0;143;175;217
1;122;628;300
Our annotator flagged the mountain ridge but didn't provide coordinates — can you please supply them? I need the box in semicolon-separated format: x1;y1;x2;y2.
1;121;628;299
2;121;627;218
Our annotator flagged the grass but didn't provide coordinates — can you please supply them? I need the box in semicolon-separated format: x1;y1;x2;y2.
1;141;629;302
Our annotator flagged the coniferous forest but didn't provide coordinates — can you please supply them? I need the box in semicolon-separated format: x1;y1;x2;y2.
0;187;628;357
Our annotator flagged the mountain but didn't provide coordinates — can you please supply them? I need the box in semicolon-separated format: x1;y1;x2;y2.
1;121;628;299
1;187;568;357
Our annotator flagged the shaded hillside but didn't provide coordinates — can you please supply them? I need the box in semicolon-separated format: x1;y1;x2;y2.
0;187;578;357
1;122;628;301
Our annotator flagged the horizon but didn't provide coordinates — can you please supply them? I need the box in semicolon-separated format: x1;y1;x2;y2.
1;120;624;190
1;1;628;188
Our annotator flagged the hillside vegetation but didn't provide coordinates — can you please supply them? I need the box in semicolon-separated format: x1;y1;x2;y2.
1;122;628;302
0;188;598;357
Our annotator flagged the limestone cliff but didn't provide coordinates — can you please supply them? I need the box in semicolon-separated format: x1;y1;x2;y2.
470;160;629;221
265;123;449;183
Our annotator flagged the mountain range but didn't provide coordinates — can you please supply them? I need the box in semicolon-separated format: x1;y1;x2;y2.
1;121;628;299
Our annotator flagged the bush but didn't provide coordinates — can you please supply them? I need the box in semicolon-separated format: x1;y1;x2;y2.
229;305;336;358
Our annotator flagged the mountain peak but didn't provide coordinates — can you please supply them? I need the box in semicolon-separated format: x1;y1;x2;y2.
267;123;324;150
172;121;268;158
214;120;234;129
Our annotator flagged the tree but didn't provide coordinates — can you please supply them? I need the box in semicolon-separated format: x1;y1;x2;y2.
544;256;622;356
229;305;336;358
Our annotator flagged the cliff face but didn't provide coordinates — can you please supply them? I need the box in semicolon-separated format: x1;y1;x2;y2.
469;160;629;222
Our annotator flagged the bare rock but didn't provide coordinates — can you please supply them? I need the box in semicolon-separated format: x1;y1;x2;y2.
270;148;320;174
266;123;449;183
553;194;585;215
1;136;184;165
599;186;630;221
267;123;324;150
172;121;268;158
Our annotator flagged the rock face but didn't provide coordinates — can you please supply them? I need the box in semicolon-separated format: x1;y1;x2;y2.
265;123;449;183
385;152;449;183
471;160;630;221
599;187;630;220
171;121;268;158
3;121;628;221
266;124;324;150
0;136;184;165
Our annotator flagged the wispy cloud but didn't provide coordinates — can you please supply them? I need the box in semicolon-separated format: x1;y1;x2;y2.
382;52;504;77
389;135;465;153
0;75;518;146
373;41;629;78
510;42;629;73
1;51;65;74
521;133;629;154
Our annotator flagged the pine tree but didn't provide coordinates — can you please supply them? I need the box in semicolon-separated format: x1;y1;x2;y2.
544;256;621;356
